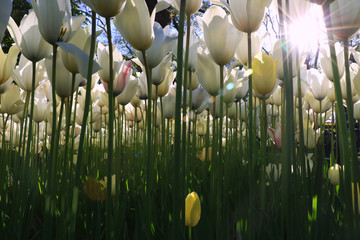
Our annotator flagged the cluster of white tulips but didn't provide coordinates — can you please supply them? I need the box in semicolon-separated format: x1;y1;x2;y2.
1;0;360;239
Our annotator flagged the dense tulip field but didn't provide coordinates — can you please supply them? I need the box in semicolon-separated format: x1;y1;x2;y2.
1;0;360;239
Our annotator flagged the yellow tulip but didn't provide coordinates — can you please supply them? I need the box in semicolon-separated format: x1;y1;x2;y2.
185;191;201;227
252;52;277;98
84;176;107;201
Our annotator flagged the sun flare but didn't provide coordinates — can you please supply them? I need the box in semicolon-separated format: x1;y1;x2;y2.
289;6;327;53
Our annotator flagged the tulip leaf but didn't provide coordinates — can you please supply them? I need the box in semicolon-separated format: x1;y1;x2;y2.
0;0;12;41
57;42;101;79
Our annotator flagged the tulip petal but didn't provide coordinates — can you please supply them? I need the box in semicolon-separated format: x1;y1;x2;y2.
7;17;23;49
57;42;101;79
154;1;171;13
2;45;20;84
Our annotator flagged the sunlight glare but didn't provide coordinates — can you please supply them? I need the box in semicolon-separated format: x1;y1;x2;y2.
289;6;326;53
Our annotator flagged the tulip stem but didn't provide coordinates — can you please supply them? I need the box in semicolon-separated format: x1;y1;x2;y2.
174;0;186;238
216;64;224;240
343;38;360;225
70;11;97;238
343;38;359;182
43;43;58;240
322;3;353;235
182;13;191;195
105;16;115;239
141;49;154;237
246;31;255;240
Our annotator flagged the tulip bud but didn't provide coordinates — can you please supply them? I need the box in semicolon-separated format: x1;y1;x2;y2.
328;164;340;186
185;192;201;227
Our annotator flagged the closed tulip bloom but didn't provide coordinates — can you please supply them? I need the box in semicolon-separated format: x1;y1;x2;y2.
97;42;123;83
191;86;210;112
293;68;309;98
157;69;174;97
235;34;261;66
81;0;125;18
197;122;206;136
185;191;201;227
45;50;83;99
196;48;220;96
0;45;20;85
0;77;12;94
114;0;155;51
320;43;344;82
151;53;173;86
185;71;200;91
272;86;282;107
136;23;177;69
328;164;341;186
30;0;86;44
211;96;226;118
307;68;329;101
266;164;281;182
268;123;282;149
212;0;270;33
33;90;51;123
0;84;24;115
327;83;337;103
116;77;138;106
340;77;356;101
223;71;239;104
198;5;242;66
162;88;176;119
7;10;52;62
136;72;149;100
234;68;249;101
304;127;321;149
272;39;298;81
252;52;278;98
329;0;360;39
60;26;102;75
160;0;202;15
12;56;46;92
354;72;360;100
103;60;132;97
308;95;331;113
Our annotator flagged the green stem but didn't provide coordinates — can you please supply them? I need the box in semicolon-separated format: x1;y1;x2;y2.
105;17;115;239
322;3;353;235
43;43;58;240
247;31;255;240
70;11;97;238
141;50;153;237
216;65;224;239
174;0;186;238
343;38;359;181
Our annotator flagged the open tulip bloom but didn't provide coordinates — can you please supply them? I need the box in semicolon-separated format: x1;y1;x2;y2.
1;0;360;239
